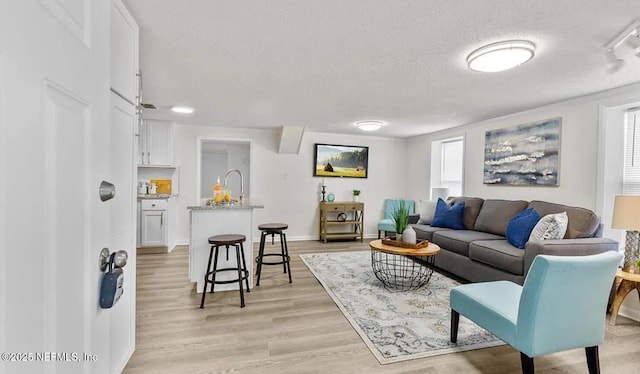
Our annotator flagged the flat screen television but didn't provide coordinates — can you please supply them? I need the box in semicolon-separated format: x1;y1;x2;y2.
313;143;368;178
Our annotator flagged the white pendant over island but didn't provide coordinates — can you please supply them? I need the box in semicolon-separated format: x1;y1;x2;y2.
188;200;264;293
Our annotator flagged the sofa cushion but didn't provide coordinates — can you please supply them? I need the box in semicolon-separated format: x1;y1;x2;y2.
469;240;525;276
474;199;528;236
417;200;437;224
506;208;541;249
410;224;451;241
431;198;465;229
433;230;505;257
527;201;600;239
529;212;568;241
449;197;485;230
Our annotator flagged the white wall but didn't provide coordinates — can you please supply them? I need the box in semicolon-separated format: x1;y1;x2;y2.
201;152;227;198
408;83;640;212
174;125;408;242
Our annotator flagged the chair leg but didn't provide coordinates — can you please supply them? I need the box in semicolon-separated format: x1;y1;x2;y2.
520;353;534;374
450;309;459;343
210;245;220;294
239;242;250;293
283;232;292;283
200;244;216;309
256;231;267;286
586;346;600;374
378;230;381;239
279;232;287;274
235;244;245;308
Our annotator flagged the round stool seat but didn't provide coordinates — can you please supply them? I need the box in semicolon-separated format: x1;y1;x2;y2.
258;223;288;232
208;234;246;245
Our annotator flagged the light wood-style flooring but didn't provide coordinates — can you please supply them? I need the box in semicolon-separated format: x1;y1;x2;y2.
124;240;640;373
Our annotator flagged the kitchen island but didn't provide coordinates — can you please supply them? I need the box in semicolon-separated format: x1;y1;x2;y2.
188;200;264;292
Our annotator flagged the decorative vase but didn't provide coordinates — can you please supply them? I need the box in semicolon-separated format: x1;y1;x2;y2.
353;195;359;202
327;192;335;202
395;232;403;241
402;226;417;244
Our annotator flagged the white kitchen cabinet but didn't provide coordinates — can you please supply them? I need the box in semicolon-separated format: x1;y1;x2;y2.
139;199;168;247
110;0;139;104
138;120;174;166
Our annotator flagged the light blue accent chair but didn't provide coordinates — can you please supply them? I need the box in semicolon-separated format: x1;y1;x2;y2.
450;251;622;374
377;199;415;238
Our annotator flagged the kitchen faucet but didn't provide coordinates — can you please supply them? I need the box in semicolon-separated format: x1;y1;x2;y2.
224;169;244;203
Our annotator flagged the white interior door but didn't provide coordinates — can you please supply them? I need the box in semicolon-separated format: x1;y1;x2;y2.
0;1;134;373
109;92;137;372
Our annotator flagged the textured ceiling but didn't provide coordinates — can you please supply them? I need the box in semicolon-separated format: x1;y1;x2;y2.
123;0;640;138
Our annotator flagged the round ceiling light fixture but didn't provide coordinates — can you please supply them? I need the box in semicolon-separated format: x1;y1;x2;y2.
171;106;194;114
354;120;385;131
467;40;536;72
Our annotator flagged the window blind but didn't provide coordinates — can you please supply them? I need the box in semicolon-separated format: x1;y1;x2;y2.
440;138;464;196
623;109;640;194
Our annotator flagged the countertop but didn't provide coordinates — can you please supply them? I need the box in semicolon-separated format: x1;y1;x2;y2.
138;194;174;199
187;199;264;210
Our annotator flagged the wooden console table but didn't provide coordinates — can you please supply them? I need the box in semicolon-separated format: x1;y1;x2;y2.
319;201;364;243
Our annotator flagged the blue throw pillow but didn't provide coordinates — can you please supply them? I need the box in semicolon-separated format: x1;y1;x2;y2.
431;198;465;230
506;208;541;249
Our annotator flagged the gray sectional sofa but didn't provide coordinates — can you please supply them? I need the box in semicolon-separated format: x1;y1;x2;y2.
411;197;619;285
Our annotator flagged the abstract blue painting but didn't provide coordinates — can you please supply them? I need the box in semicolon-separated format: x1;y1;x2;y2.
484;118;561;186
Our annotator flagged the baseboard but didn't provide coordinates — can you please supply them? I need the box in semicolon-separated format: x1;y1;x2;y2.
113;345;134;374
179;234;378;245
136;246;168;255
251;234;378;243
618;305;640;322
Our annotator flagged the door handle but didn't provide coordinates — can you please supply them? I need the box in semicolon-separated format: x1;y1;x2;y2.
160;212;163;226
99;181;116;202
99;248;128;270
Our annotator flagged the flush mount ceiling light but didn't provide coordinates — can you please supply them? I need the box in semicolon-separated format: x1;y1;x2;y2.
604;19;640;74
467;40;536;73
171;106;194;114
354;120;385;131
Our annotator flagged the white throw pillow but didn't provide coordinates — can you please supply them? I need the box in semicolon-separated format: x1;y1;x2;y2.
529;212;569;241
417;200;437;225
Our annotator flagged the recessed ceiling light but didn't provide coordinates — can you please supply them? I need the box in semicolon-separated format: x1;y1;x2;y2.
171;106;194;114
467;40;536;73
354;120;385;131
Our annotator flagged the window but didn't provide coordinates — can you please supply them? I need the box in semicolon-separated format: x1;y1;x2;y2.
431;136;464;198
623;108;640;194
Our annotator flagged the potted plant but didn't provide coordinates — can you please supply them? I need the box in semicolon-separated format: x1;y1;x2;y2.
391;200;409;241
352;189;361;202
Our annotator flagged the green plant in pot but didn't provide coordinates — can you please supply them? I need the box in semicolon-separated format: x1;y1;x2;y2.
391;200;409;241
352;189;361;201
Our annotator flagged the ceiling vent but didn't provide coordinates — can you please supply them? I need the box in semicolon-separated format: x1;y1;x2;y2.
278;126;305;154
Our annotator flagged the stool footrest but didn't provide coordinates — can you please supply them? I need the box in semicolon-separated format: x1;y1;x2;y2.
256;253;290;266
205;268;250;284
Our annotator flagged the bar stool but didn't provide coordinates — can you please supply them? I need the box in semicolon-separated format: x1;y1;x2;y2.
255;223;292;286
200;234;250;308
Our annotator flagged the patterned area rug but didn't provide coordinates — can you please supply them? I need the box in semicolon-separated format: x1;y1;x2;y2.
300;250;505;364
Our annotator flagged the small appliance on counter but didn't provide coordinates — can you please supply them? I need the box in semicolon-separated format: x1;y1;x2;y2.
150;179;172;195
147;183;157;194
137;182;148;195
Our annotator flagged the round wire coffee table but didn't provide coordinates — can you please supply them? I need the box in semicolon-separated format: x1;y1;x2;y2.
369;239;440;291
